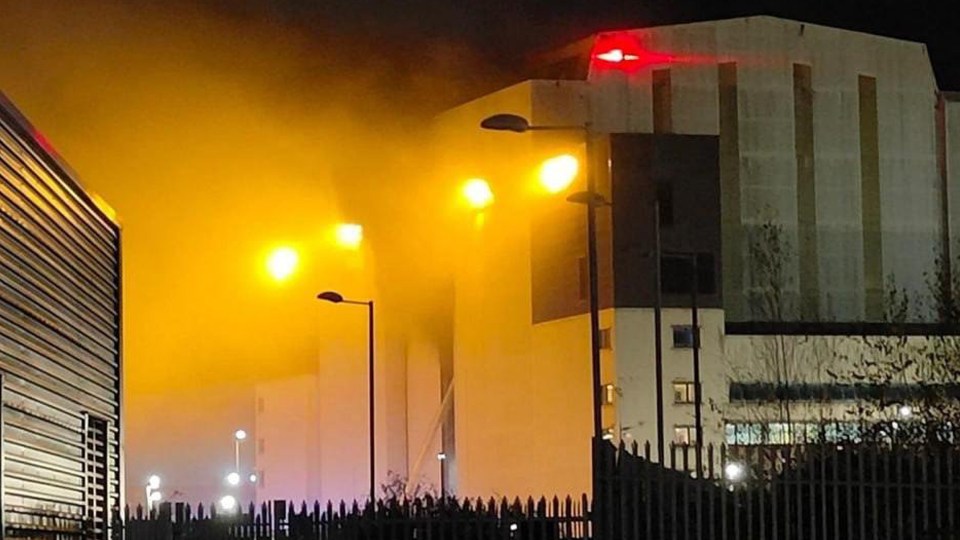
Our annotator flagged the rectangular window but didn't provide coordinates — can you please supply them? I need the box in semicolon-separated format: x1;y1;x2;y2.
602;384;616;405
672;325;698;348
672;381;695;404
660;254;716;295
673;425;696;446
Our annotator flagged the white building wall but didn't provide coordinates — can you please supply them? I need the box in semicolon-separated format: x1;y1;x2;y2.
948;98;960;254
589;16;941;321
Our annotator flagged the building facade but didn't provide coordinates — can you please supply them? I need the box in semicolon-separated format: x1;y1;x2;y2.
433;16;960;498
0;93;122;537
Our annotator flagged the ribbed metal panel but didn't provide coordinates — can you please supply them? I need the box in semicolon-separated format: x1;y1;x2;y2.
0;94;121;539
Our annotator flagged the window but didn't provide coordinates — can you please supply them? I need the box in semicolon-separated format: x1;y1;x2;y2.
673;425;697;446
673;381;695;404
600;327;612;349
602;384;616;405
672;325;698;348
660;253;716;295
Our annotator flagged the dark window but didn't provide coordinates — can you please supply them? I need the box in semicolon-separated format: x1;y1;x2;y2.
657;183;673;226
660;253;716;295
672;325;698;348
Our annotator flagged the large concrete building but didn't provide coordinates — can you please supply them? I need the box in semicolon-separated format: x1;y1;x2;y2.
1;93;122;537
434;16;960;498
253;16;960;505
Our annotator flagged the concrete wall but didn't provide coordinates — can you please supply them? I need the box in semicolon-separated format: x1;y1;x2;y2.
613;308;726;453
588;16;942;322
254;375;320;504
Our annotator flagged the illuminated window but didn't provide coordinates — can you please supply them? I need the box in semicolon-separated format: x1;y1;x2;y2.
673;425;697;446
602;384;616;405
672;381;695;404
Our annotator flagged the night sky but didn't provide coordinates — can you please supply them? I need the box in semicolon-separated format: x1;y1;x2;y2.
217;0;958;103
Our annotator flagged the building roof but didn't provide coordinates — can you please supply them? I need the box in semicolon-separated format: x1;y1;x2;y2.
0;91;119;226
523;15;929;82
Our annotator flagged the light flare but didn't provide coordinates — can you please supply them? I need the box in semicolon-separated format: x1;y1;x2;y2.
539;154;579;194
462;178;494;210
266;247;299;282
335;223;363;249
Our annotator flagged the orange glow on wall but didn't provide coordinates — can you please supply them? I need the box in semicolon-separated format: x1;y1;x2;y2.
335;223;364;249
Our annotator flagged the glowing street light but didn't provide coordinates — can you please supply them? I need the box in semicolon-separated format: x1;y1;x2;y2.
145;474;161;511
462;178;494;209
335;223;363;250
266;247;299;281
539;154;579;194
225;472;241;486
219;494;237;512
249;473;258;484
724;462;746;483
899;405;913;418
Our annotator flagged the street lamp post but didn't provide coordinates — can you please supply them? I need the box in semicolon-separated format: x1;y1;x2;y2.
479;114;604;443
317;290;376;504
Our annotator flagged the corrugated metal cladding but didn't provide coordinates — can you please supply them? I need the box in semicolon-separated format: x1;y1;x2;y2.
0;95;121;539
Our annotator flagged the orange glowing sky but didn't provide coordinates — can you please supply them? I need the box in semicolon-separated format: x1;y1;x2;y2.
0;0;469;504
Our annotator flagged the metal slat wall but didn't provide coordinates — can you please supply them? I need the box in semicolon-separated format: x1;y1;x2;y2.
0;95;121;539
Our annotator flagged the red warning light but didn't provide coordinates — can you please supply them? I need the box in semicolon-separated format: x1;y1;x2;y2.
590;32;674;71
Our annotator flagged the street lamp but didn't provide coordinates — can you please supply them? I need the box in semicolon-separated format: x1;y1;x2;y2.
317;290;376;503
437;452;447;499
233;429;246;476
145;475;161;512
480;113;603;444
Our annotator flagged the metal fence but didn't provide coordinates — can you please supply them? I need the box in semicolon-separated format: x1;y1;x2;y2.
119;495;591;540
119;441;960;540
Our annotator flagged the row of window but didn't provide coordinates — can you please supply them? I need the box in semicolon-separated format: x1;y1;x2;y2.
725;421;862;446
729;383;960;403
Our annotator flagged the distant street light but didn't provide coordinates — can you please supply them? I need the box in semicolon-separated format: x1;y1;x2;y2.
145;475;161;512
481;113;603;445
335;223;364;250
233;429;247;478
249;473;258;484
317;290;377;503
462;178;494;210
225;472;241;486
899;405;914;418
539;154;579;194
724;462;746;483
437;452;447;499
219;494;237;512
266;247;299;281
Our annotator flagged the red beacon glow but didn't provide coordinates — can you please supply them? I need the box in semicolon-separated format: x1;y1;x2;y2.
595;49;640;63
590;32;675;71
